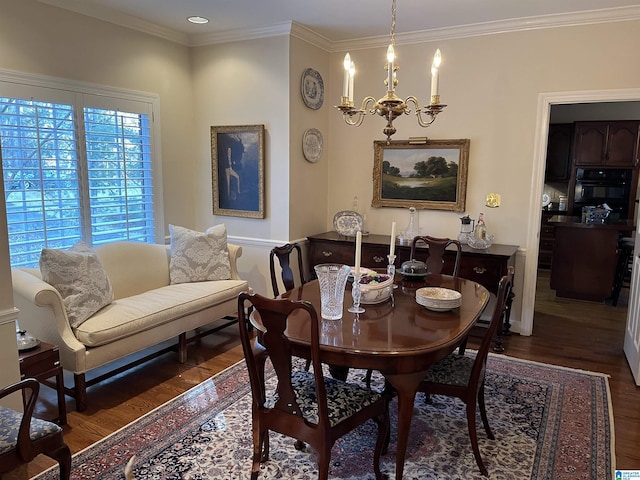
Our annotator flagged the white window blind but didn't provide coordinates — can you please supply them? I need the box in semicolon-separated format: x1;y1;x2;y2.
84;107;154;245
1;98;82;267
0;76;160;268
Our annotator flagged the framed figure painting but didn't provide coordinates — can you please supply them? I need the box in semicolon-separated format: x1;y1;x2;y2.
211;124;265;218
372;138;470;212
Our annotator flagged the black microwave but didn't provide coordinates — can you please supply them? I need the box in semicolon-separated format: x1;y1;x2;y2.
573;168;633;218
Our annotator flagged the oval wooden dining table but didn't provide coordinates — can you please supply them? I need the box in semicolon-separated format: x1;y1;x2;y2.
256;273;490;479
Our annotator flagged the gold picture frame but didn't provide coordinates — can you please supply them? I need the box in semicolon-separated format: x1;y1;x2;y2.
212;124;265;218
372;139;470;212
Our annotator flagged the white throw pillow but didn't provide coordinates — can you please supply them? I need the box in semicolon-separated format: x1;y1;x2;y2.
169;224;231;284
39;242;114;328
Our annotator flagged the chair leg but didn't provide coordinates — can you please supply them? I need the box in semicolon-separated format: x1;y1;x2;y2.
48;443;72;480
250;426;265;480
316;445;331;480
478;383;494;440
364;368;373;388
466;401;488;476
261;429;270;463
374;410;390;479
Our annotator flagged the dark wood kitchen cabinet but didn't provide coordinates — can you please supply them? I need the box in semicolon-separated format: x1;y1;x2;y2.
573;121;640;167
545;124;573;181
538;210;558;269
548;216;633;302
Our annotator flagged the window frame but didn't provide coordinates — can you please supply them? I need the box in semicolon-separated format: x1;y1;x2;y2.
0;69;164;266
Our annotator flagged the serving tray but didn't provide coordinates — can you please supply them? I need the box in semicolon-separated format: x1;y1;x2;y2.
333;210;363;236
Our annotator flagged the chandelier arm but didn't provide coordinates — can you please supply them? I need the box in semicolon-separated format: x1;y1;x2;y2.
361;96;377;115
404;96;420;115
415;110;437;128
342;111;366;127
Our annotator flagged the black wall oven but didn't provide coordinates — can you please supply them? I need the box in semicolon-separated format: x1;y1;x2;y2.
572;168;633;219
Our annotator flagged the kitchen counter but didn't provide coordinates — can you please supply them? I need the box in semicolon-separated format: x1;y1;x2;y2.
547;215;632;301
548;214;634;231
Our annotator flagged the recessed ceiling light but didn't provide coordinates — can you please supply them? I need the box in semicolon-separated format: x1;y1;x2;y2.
187;16;209;24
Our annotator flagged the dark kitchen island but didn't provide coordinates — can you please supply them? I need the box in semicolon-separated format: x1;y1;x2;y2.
548;215;634;302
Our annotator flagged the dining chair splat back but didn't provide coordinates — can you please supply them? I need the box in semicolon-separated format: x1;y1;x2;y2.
418;266;515;477
269;243;306;297
410;235;462;276
0;378;71;479
238;292;390;480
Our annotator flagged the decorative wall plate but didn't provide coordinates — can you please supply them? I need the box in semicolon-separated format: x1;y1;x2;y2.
302;128;323;163
301;68;324;110
333;210;363;236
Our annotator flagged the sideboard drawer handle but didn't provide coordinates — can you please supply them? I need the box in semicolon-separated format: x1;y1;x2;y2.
473;266;487;274
322;250;333;257
373;256;385;263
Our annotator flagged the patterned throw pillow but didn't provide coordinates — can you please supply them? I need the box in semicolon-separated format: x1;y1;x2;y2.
39;242;114;328
169;224;231;284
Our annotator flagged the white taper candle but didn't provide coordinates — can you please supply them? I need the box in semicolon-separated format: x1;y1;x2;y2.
343;53;351;99
355;231;362;277
390;221;396;257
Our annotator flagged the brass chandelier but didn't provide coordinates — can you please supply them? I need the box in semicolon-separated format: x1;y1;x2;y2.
335;0;446;143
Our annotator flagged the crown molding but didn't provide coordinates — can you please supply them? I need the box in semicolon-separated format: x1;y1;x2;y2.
38;1;640;50
188;22;294;47
38;0;190;45
289;22;333;52
331;5;640;52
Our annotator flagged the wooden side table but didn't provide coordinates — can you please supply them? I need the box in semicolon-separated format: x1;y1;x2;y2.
19;341;67;425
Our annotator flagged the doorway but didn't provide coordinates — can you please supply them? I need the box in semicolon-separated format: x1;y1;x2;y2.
521;89;640;337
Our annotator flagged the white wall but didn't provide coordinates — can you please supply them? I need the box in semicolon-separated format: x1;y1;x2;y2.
190;35;294;295
288;36;330;241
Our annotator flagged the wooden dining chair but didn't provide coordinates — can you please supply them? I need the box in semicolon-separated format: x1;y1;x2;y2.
269;242;306;297
417;266;514;477
269;242;312;370
0;378;71;479
363;235;463;389
237;292;390;480
410;235;462;276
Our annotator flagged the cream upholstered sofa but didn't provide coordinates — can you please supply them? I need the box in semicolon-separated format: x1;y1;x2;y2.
11;237;249;411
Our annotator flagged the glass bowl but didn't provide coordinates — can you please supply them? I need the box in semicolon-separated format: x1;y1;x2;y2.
467;234;494;250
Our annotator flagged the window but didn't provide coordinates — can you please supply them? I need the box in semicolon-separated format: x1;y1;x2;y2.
0;73;162;267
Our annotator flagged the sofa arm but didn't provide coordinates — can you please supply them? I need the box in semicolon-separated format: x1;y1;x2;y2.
10;269;86;359
228;243;243;280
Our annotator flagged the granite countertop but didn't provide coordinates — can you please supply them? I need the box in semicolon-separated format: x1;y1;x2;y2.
548;214;635;230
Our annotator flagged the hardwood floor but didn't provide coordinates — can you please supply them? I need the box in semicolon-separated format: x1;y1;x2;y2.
7;270;640;478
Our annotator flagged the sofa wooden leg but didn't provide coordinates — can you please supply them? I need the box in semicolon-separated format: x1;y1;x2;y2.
178;333;187;363
74;373;88;412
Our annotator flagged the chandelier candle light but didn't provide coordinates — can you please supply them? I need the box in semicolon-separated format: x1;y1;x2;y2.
336;0;447;143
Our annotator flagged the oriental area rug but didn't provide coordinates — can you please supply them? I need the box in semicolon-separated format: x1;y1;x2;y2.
34;354;614;480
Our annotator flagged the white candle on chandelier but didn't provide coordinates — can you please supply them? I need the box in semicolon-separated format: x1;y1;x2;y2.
343;53;351;99
386;44;395;92
430;49;441;102
389;221;396;257
354;230;362;277
348;61;355;103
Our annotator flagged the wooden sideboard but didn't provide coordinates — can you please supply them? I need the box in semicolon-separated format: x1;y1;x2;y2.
307;231;519;350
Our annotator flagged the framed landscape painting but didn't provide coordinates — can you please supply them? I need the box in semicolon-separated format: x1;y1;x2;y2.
372;138;470;212
211;124;265;218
